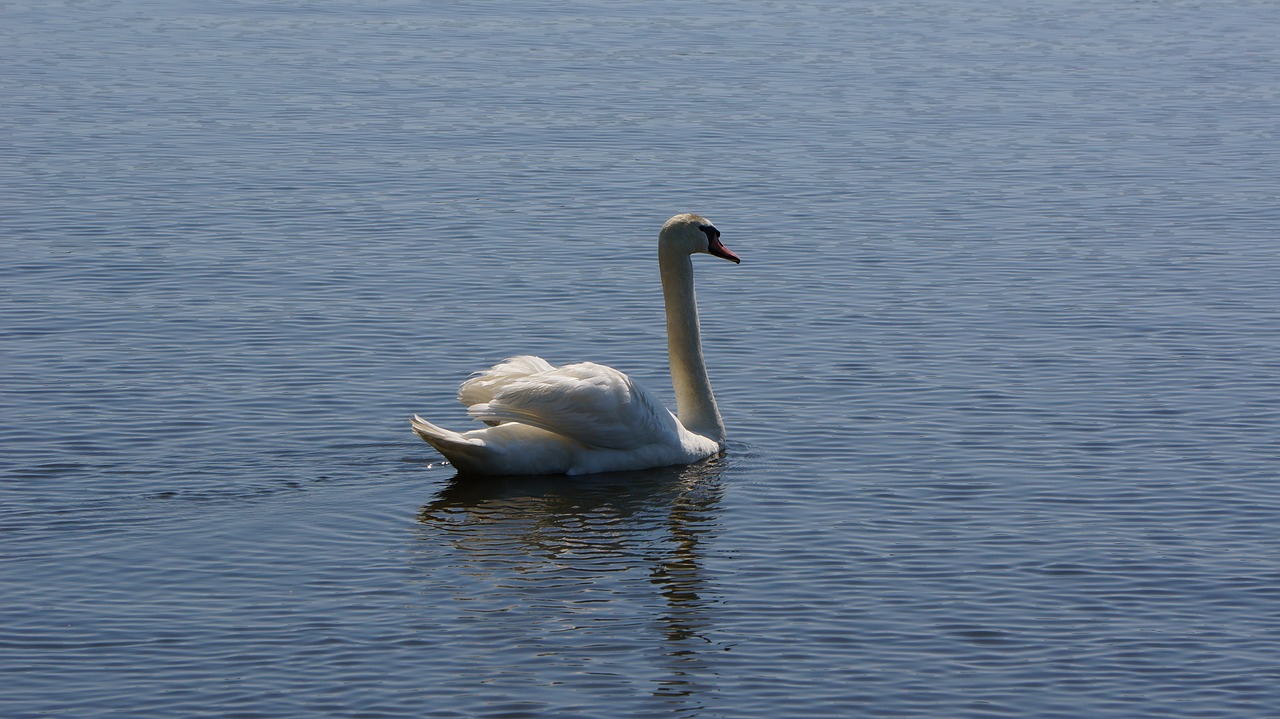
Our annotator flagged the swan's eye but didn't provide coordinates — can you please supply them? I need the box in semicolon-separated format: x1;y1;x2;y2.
698;225;720;241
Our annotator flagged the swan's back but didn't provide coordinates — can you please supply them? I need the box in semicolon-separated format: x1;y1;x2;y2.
462;356;680;450
457;355;554;409
412;356;719;476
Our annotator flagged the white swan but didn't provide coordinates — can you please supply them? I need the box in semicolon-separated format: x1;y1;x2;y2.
411;213;740;476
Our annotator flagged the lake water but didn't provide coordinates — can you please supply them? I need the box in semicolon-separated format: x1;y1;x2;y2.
4;1;1280;717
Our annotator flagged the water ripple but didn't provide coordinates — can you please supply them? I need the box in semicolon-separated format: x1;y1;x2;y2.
5;0;1280;717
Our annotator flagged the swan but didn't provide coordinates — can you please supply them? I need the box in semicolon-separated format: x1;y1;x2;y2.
411;213;741;476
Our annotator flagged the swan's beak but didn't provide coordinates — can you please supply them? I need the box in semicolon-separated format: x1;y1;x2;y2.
708;237;741;264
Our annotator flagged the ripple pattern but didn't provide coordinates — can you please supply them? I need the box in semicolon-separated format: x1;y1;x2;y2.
4;0;1280;717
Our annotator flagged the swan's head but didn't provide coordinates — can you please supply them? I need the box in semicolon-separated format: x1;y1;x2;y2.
660;213;741;264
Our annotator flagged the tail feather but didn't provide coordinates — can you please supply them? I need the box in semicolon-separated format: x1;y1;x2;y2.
411;415;485;466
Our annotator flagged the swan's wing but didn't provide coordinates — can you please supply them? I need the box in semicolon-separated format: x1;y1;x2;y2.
457;355;556;408
466;361;679;450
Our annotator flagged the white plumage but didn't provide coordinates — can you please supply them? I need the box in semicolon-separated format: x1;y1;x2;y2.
412;213;740;476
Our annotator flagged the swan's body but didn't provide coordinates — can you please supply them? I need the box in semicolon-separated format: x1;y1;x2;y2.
411;213;740;476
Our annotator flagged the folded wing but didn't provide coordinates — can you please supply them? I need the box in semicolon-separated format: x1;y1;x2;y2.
462;356;678;450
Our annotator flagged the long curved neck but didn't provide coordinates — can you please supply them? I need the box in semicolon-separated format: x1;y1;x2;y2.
659;244;725;447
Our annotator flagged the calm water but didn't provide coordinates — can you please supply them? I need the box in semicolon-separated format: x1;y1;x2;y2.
4;1;1280;717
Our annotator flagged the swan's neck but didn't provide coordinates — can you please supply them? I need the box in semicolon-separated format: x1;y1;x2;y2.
659;245;725;447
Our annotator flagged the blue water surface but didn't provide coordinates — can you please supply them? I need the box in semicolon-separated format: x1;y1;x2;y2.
3;1;1279;717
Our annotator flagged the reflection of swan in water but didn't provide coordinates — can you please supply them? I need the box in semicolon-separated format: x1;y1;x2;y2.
415;458;728;703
